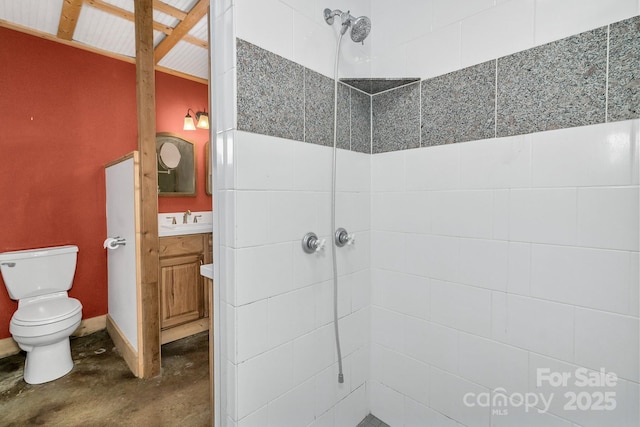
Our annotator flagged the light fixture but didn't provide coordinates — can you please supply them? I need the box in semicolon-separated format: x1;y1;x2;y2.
183;108;209;130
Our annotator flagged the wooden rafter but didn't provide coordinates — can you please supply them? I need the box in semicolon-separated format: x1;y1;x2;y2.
154;0;209;63
84;0;207;49
57;0;84;40
153;0;187;21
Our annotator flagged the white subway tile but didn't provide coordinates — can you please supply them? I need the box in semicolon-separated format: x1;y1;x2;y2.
349;269;371;313
531;121;637;188
379;349;430;406
508;242;531;296
458;333;528;393
371;268;430;319
236;300;268;362
431;280;492;337
494;295;574;361
404;398;463;427
370;381;405;427
577;187;639;251
630;252;639;317
534;0;639;45
458;238;508;291
267;191;318;243
491;404;572;427
493;189;510;240
406;144;460;191
404;318;459;374
267;378;315;427
267;286;315;348
235;242;293;305
405;234;460;281
336;149;371;192
235;132;294;190
431;190;494;238
336;191;371;233
334;385;368;427
530;244;631;315
236;0;294;62
292;140;332;192
372;150;406;192
236;343;294;418
406;23;462;80
292;242;333;289
574;308;639;382
237;406;267;427
429;367;492;427
314;363;351;417
432;0;494;30
292;325;335;384
292;11;335;78
460;0;534;68
235;191;269;247
370;45;407;78
459;134;532;189
372;307;405;350
314;280;349;328
509;188;577;246
338;307;370;357
371;231;406;273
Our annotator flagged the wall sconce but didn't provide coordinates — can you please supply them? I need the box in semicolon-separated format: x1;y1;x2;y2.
183;108;210;130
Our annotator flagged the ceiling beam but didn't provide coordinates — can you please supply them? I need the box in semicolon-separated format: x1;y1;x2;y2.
84;0;207;48
153;0;187;21
57;0;84;40
154;0;209;63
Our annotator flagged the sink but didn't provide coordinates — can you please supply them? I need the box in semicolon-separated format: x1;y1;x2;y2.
159;222;212;237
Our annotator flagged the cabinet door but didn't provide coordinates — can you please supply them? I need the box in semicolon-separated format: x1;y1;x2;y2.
159;254;204;329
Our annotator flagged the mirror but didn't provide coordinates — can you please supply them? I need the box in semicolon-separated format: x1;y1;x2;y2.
157;133;196;196
205;141;211;196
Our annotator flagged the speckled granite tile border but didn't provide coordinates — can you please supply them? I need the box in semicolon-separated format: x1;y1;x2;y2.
421;61;496;146
497;27;608;137
607;15;640;121
351;88;371;153
236;39;304;141
337;82;350;150
305;69;334;147
372;81;421;154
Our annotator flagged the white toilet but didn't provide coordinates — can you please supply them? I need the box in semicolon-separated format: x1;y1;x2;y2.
0;245;83;384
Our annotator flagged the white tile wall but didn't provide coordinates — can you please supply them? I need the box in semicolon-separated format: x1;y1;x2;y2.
370;121;639;426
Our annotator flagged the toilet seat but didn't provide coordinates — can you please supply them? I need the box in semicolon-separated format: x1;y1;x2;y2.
10;297;82;338
12;297;82;325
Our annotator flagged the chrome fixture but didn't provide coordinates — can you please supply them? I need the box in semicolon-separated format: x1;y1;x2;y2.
183;108;210;130
334;227;355;247
301;232;326;254
193;215;202;223
183;210;192;224
166;216;177;225
324;8;371;43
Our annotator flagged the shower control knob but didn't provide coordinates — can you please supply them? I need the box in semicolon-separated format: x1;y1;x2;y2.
302;232;325;254
335;228;355;247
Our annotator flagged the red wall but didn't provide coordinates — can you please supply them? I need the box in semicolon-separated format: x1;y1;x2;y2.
0;28;210;339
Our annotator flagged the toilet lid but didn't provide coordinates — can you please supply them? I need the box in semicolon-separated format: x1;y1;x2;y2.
12;298;82;325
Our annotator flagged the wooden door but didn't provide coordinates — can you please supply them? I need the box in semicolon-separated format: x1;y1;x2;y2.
159;254;204;329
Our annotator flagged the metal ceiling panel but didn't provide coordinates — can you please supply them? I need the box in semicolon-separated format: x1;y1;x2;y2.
158;41;208;80
0;0;64;35
102;0;133;13
188;14;207;40
74;5;136;57
153;9;180;28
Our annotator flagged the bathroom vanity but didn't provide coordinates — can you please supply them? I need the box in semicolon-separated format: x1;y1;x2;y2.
158;231;212;344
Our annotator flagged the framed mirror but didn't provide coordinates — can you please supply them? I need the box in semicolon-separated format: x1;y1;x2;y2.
205;141;211;196
156;132;196;197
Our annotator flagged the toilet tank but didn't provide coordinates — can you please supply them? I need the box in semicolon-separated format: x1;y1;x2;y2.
0;245;78;300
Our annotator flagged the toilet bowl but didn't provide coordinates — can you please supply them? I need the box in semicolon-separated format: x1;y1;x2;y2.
0;245;83;384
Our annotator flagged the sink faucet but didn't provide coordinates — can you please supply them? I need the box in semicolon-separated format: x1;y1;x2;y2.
183;210;192;224
193;215;202;223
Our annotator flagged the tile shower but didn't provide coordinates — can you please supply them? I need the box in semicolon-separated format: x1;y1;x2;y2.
211;1;639;426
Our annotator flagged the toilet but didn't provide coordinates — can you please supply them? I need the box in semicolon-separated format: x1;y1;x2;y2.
0;245;83;384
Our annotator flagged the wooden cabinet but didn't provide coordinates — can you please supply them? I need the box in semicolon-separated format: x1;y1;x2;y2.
159;233;212;344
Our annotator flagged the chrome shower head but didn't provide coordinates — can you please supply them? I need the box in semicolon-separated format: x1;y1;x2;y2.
350;16;371;43
324;7;371;43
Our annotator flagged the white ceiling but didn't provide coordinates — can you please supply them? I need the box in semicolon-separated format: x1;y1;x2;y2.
0;0;209;82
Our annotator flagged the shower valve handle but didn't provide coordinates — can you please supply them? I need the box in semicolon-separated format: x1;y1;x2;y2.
302;232;325;254
335;228;355;247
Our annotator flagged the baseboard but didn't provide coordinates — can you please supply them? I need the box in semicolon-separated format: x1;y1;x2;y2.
0;314;108;359
106;314;139;377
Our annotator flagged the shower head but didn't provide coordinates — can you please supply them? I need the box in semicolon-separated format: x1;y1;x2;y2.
350;16;371;43
324;8;371;43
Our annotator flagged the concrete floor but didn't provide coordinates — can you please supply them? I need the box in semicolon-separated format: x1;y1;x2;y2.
0;330;210;426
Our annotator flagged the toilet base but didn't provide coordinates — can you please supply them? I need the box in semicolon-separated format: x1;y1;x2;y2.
22;338;74;384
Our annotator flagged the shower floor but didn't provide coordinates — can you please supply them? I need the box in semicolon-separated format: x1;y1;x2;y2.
358;413;390;427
